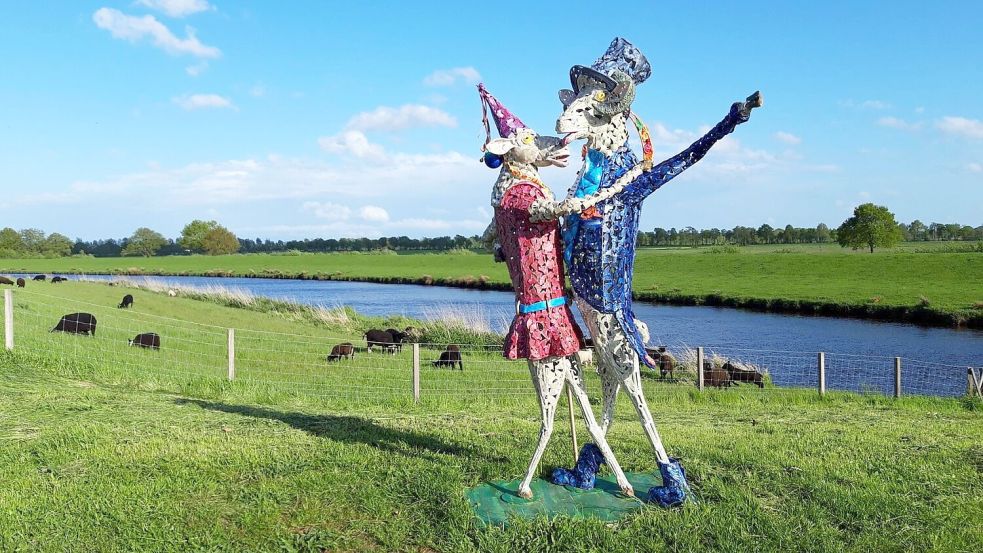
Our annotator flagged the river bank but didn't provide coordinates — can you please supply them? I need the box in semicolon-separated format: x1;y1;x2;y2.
3;246;981;328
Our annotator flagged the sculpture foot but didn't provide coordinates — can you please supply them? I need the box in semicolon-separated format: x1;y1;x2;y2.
646;458;691;508
550;443;605;490
518;486;533;499
620;485;635;497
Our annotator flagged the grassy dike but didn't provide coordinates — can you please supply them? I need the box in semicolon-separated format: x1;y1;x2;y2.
0;281;981;551
3;243;982;328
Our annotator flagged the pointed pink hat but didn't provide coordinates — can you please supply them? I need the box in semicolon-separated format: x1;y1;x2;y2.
478;83;526;144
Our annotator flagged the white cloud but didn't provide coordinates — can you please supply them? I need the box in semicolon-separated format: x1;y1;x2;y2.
968;162;982;173
774;131;802;145
936;116;983;139
185;60;208;76
302;201;351;220
877;116;921;131
423;67;482;87
318;130;387;161
135;0;213;17
345;104;456;133
173;93;235;110
840;99;891;110
359;205;390;223
93;8;220;58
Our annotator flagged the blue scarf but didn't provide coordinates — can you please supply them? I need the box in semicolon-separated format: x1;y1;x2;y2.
563;149;605;266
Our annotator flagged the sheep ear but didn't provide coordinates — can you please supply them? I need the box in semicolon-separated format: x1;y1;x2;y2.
485;138;515;156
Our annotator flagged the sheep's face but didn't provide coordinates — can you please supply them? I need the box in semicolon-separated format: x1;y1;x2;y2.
486;128;569;168
556;70;634;151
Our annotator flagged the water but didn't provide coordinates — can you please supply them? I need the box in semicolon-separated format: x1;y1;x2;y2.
32;274;983;397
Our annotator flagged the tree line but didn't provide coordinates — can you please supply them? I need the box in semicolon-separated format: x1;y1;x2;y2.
2;208;980;258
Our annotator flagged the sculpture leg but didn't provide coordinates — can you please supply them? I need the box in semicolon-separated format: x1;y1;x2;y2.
518;357;564;499
618;353;670;464
575;297;621;435
565;356;633;496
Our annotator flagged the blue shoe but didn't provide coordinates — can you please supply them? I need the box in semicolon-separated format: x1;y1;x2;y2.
550;443;605;490
647;458;691;507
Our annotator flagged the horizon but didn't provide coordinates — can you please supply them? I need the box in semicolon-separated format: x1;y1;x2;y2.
1;1;981;240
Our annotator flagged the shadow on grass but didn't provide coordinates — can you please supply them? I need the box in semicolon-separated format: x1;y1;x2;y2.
175;398;487;462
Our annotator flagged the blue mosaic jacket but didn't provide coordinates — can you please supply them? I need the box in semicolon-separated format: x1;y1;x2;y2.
564;103;750;367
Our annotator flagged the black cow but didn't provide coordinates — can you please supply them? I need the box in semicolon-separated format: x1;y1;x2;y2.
129;332;160;350
384;328;408;352
365;329;397;354
0;276;13;285
51;276;67;283
432;345;463;370
327;342;355;362
645;346;677;380
118;294;134;309
723;361;765;388
702;360;732;389
16;278;25;288
51;313;97;336
33;275;46;281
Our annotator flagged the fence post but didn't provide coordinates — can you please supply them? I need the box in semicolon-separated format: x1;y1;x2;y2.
970;368;975;397
3;289;12;351
412;343;420;403
893;357;901;398
817;352;826;396
696;347;705;391
227;328;235;381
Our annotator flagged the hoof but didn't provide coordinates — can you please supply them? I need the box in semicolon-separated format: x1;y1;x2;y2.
621;485;635;497
518;487;533;499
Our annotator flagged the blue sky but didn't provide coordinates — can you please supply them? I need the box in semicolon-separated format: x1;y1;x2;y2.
0;0;980;240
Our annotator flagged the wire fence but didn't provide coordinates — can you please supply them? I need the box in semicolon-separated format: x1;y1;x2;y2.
2;288;979;406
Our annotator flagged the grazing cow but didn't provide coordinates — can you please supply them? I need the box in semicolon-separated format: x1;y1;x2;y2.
327;342;355;362
432;345;463;370
129;332;160;350
118;294;134;309
384;328;408;352
16;278;25;288
365;329;397;354
51;313;97;336
723;361;764;389
51;276;66;283
33;275;46;281
702;360;731;389
0;276;13;285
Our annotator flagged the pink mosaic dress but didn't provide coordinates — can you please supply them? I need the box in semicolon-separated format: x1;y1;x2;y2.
496;182;584;361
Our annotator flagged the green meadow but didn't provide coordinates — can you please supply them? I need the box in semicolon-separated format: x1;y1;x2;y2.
3;242;982;326
0;281;981;551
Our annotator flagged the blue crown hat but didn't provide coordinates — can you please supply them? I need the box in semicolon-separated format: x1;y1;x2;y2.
561;38;651;113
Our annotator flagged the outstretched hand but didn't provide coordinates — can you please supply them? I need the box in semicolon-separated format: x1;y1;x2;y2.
737;91;763;119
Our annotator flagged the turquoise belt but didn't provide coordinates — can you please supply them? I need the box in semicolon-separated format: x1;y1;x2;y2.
518;296;566;314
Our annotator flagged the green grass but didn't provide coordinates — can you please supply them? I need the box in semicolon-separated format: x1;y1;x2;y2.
3;242;981;326
1;281;981;551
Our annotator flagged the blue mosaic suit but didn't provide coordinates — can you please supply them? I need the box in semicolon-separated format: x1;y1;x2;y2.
565;103;750;367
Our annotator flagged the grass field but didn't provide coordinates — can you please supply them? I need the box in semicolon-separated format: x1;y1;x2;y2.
1;281;981;551
2;242;981;327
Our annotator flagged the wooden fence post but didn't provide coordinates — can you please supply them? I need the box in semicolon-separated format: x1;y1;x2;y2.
227;328;235;381
3;289;12;351
697;347;705;391
970;368;975;397
818;352;826;396
412;343;420;403
893;357;901;398
566;386;579;465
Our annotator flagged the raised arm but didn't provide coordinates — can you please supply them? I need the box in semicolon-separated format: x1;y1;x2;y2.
557;91;763;214
621;91;762;203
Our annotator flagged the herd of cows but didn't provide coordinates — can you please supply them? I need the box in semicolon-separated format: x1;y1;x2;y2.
5;277;765;386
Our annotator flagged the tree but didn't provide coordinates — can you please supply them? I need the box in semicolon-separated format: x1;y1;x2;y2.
201;226;240;255
836;203;903;253
179;220;220;253
0;227;24;256
122;227;167;257
19;228;46;254
756;224;774;244
41;233;73;257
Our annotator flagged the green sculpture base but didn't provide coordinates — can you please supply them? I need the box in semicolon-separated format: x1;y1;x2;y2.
466;472;662;526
